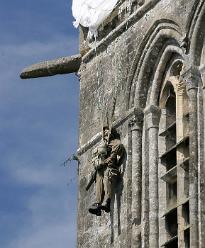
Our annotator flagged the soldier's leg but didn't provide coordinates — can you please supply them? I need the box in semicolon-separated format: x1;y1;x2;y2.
101;169;117;212
88;171;104;216
104;170;112;202
95;171;104;203
104;169;119;200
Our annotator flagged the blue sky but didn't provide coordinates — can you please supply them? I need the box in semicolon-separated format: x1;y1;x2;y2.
0;1;79;247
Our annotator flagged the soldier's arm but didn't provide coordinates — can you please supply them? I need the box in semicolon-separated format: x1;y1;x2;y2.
105;142;125;165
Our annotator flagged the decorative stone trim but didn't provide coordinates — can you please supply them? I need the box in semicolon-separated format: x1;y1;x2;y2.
176;80;186;96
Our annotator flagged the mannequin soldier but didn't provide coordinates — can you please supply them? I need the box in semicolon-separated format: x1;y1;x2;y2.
87;126;124;216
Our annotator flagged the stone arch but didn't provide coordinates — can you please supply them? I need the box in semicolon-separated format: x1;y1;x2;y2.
140;55;188;247
130;26;186;245
132;41;183;109
159;60;184;108
187;0;205;65
126;19;183;109
145;49;184;107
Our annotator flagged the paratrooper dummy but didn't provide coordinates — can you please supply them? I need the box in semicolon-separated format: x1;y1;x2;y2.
87;125;125;216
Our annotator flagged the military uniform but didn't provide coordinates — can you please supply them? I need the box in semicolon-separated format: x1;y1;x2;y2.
89;137;124;215
96;139;124;203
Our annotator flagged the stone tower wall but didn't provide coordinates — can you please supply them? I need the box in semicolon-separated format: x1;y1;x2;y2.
77;0;205;247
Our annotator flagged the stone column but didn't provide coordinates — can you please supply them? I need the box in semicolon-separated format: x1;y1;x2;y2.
182;67;200;248
129;108;144;247
141;121;149;248
199;65;205;248
144;105;161;248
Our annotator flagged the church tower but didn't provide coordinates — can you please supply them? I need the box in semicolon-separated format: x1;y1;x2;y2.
76;0;205;247
21;0;205;247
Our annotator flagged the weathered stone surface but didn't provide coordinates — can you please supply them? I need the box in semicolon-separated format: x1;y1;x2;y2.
77;0;205;247
17;0;205;246
20;54;81;79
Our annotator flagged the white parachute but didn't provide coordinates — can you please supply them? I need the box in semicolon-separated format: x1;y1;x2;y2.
72;0;119;38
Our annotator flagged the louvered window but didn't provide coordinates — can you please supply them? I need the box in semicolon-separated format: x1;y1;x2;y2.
159;75;190;247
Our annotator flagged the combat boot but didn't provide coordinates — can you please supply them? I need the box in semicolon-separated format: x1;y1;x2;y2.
88;203;102;216
101;198;111;213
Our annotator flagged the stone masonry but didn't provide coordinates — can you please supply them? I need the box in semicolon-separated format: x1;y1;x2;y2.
76;0;205;247
21;0;205;247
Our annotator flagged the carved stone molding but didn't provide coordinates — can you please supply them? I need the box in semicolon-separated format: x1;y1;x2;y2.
176;80;186;96
144;105;161;130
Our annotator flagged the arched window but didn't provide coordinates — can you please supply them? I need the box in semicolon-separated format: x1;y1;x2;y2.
158;61;190;248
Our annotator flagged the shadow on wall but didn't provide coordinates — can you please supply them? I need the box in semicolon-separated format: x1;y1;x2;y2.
110;149;127;244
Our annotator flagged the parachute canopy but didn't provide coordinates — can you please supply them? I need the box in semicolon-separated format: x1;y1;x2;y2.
72;0;119;38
